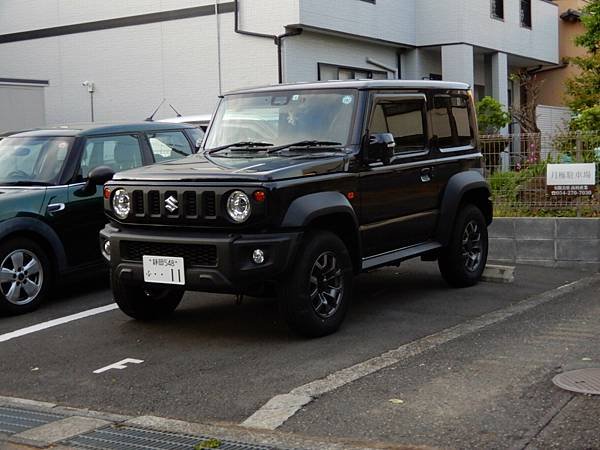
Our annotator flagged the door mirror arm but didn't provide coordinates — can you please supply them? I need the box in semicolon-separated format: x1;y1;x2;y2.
362;133;395;165
77;166;115;196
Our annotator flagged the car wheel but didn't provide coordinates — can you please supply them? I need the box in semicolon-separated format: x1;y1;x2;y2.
112;275;184;320
279;231;353;337
0;238;51;315
438;204;488;287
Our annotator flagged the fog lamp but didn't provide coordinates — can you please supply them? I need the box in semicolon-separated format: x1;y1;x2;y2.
252;249;265;264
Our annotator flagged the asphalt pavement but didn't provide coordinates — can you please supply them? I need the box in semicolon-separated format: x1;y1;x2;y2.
0;260;598;449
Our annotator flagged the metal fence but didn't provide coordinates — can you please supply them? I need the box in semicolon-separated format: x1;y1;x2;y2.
480;132;600;216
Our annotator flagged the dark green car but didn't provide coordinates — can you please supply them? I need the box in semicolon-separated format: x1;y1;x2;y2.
0;122;203;314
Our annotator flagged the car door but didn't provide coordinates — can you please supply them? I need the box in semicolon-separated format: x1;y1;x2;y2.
58;134;148;267
359;93;439;257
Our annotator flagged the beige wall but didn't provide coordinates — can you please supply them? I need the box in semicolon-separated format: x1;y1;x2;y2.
538;0;588;107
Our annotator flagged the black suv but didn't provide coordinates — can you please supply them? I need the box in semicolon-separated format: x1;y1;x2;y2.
101;81;492;337
0;122;202;314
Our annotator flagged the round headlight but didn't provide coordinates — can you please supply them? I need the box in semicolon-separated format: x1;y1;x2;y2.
112;188;131;219
226;190;251;223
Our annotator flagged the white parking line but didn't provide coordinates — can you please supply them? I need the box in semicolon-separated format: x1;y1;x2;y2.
241;275;600;430
0;304;119;343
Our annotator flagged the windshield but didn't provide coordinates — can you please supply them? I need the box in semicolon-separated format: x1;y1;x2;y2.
0;137;74;185
204;90;357;150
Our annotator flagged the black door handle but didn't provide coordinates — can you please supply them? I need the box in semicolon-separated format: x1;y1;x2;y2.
420;167;432;182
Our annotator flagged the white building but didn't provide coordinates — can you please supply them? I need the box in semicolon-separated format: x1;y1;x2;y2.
0;0;559;128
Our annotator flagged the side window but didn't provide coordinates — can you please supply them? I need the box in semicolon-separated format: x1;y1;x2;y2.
80;134;143;178
369;98;427;154
187;128;205;150
147;131;193;162
431;94;474;149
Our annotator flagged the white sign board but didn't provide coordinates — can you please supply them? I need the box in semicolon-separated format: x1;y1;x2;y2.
547;163;596;197
547;163;596;186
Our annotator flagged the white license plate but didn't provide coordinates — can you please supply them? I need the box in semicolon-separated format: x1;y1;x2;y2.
143;255;185;285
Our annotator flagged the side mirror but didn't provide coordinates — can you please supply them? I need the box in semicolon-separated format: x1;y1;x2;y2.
364;133;395;165
78;166;115;196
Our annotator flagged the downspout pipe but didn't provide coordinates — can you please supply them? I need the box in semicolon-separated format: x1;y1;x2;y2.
234;0;302;83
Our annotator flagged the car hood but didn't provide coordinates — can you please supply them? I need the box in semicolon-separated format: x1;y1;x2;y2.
113;152;349;183
0;187;47;219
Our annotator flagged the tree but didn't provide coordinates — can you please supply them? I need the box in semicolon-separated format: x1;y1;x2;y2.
511;71;542;134
476;96;511;134
566;0;600;113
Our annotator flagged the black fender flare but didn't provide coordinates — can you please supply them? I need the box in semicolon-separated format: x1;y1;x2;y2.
281;191;361;269
435;171;492;246
282;191;359;228
0;217;67;272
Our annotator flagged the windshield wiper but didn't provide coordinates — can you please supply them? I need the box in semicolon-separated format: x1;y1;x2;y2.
266;140;342;154
206;141;274;155
2;181;53;186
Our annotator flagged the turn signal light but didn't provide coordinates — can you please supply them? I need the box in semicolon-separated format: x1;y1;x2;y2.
347;191;356;200
253;190;266;202
103;187;111;199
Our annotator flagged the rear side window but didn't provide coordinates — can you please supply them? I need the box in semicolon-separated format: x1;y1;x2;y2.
147;131;193;162
369;97;427;154
431;94;474;149
80;134;143;177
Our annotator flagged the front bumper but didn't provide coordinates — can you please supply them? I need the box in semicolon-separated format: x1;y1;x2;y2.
100;225;302;294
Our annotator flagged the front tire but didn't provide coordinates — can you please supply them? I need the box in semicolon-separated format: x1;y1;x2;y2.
438;204;488;287
279;231;353;337
112;275;183;320
0;237;51;315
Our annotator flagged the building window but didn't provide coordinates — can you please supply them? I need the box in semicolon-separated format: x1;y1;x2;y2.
318;63;388;81
491;0;504;20
521;0;532;28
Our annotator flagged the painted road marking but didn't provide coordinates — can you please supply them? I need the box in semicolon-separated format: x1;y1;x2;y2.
241;275;600;430
0;304;119;343
93;358;144;374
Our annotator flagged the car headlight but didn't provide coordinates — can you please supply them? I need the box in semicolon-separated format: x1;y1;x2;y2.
226;190;251;223
112;188;131;219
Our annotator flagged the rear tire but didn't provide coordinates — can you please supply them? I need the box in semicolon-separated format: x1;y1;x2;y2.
112;275;183;320
438;204;488;288
0;237;51;315
279;231;353;338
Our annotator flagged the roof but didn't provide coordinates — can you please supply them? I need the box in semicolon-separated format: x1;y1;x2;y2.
4;121;196;138
560;8;581;21
158;114;212;125
225;79;471;95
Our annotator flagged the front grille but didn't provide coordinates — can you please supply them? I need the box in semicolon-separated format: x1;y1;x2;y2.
121;241;218;267
130;189;217;221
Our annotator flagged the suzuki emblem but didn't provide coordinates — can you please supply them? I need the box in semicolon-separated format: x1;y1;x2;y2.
165;195;179;213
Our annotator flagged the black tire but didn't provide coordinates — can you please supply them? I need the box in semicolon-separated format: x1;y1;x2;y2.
0;237;52;315
112;274;183;320
438;204;488;288
279;231;353;337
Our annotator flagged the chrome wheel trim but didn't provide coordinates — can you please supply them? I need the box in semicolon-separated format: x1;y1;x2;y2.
0;249;44;306
461;220;483;272
309;251;344;319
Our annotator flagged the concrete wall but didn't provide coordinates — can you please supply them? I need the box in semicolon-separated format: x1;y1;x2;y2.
0;10;279;124
283;31;399;83
489;218;600;271
418;0;559;64
298;0;416;46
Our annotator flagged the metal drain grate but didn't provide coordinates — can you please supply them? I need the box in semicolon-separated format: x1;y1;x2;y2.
65;426;279;450
0;405;64;435
553;368;600;395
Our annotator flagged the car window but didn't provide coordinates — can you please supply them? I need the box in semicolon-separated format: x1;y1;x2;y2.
147;131;193;162
431;94;474;149
80;134;143;178
187;128;205;148
369;98;427;154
